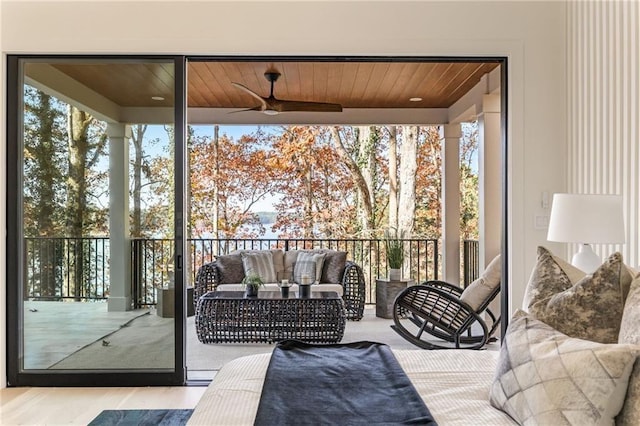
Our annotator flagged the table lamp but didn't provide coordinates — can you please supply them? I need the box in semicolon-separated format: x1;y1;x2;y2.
547;193;625;273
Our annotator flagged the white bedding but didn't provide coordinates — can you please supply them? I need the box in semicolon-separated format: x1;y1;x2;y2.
188;349;516;425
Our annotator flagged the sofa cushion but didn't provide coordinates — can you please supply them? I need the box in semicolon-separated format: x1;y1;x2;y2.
215;253;245;284
293;251;326;284
459;254;501;311
241;251;277;283
489;310;638;425
216;283;344;297
523;246;628;343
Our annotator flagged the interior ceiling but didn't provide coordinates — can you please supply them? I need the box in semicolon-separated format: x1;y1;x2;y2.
50;60;499;111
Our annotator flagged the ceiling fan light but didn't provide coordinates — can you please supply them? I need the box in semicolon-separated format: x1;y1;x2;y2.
263;109;279;116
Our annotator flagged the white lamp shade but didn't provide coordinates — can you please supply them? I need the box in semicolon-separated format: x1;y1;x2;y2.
547;193;625;244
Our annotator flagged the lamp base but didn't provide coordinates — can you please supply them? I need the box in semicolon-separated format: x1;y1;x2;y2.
571;244;601;274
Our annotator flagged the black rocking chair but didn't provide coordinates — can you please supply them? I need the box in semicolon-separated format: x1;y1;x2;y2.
391;280;501;350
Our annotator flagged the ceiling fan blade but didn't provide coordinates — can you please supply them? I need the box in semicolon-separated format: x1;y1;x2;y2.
272;99;343;113
231;82;267;110
227;106;262;114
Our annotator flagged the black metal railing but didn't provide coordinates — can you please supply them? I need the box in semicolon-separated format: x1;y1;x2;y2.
23;237;109;301
24;236;479;307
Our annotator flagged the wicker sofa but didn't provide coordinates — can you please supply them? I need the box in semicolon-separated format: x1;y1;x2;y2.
194;249;366;320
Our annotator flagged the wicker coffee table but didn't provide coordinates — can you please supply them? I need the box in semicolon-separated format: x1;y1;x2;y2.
195;291;346;344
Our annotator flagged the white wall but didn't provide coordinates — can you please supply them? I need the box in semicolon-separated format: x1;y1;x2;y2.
567;1;640;267
0;0;568;387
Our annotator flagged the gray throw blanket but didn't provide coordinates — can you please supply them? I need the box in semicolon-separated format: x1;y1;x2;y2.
254;340;437;425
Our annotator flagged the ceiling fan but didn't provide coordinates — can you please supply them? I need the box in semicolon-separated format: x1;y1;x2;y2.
231;71;343;115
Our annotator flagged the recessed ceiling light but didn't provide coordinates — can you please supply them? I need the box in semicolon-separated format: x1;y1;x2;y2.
151;96;165;101
409;97;423;102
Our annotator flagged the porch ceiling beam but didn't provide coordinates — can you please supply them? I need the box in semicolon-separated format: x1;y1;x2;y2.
25;63;122;123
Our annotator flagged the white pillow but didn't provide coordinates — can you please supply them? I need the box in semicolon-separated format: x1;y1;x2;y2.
241;251;277;283
459;254;501;310
490;310;638;425
293;251;326;284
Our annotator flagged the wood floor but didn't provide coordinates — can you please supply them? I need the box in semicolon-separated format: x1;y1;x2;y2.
0;386;207;425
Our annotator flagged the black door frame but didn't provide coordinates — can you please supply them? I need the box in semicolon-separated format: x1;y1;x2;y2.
6;55;187;387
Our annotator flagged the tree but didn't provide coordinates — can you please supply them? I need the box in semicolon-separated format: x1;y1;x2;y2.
330;126;376;237
397;126;418;237
189;128;278;239
460;122;479;239
65;105;108;299
23;87;67;297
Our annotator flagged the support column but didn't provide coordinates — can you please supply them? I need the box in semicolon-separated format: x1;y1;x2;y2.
478;94;502;267
441;124;462;285
107;123;132;312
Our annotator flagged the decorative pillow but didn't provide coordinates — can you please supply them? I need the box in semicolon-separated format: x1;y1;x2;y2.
617;358;640;426
283;250;300;281
240;251;277;283
490;310;638;425
317;250;347;283
619;277;640;345
617;277;640;425
459;254;501;310
522;246;586;311
234;249;285;280
215;253;245;284
293;251;326;284
525;246;627;343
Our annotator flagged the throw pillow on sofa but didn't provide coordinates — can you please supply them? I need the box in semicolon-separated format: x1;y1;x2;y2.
215;253;245;284
293;251;326;284
523;246;629;343
241;251;277;283
490;310;638;425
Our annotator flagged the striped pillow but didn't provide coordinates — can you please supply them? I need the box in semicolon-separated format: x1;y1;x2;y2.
293;251;326;284
241;251;277;283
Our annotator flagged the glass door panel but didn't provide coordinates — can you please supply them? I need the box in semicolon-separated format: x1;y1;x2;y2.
11;57;183;383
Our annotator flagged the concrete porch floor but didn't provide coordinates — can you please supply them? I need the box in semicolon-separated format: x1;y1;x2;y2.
21;301;499;378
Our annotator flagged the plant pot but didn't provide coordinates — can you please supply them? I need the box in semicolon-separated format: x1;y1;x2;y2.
389;268;402;281
245;285;259;298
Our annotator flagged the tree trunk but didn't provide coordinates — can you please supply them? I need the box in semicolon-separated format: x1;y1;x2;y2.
358;126;378;235
387;126;399;230
212;125;220;253
398;126;418;237
330;126;375;236
66;106;92;300
131;124;146;238
32;92;61;297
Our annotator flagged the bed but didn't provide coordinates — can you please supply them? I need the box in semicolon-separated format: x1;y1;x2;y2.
188;247;640;426
187;349;515;425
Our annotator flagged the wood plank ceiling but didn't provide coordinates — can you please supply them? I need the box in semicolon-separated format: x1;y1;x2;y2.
51;60;499;111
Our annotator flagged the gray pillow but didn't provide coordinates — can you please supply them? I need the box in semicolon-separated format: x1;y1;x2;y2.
241;251;277;283
318;250;347;283
215;254;244;284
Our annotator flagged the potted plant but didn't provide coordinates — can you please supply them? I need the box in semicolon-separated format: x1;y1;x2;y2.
384;228;405;280
241;273;264;297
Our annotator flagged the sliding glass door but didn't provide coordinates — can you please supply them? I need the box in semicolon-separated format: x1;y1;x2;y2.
7;56;187;386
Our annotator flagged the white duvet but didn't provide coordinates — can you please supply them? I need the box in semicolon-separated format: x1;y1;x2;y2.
188;349;516;425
